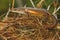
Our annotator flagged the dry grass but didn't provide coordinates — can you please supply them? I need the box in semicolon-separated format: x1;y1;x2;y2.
0;12;60;40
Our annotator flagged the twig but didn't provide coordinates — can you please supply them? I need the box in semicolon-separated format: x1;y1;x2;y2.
52;6;60;19
2;0;11;21
11;10;26;14
12;0;15;10
0;34;7;40
52;6;60;14
36;18;43;27
47;5;51;11
0;14;6;18
37;0;45;8
24;4;26;7
30;0;35;8
2;8;10;21
52;7;57;19
56;32;60;39
52;31;60;40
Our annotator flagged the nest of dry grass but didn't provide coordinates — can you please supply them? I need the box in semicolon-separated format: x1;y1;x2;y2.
0;12;60;40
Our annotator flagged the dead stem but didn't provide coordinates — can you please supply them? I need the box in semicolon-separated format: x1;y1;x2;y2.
37;0;45;8
30;0;36;8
